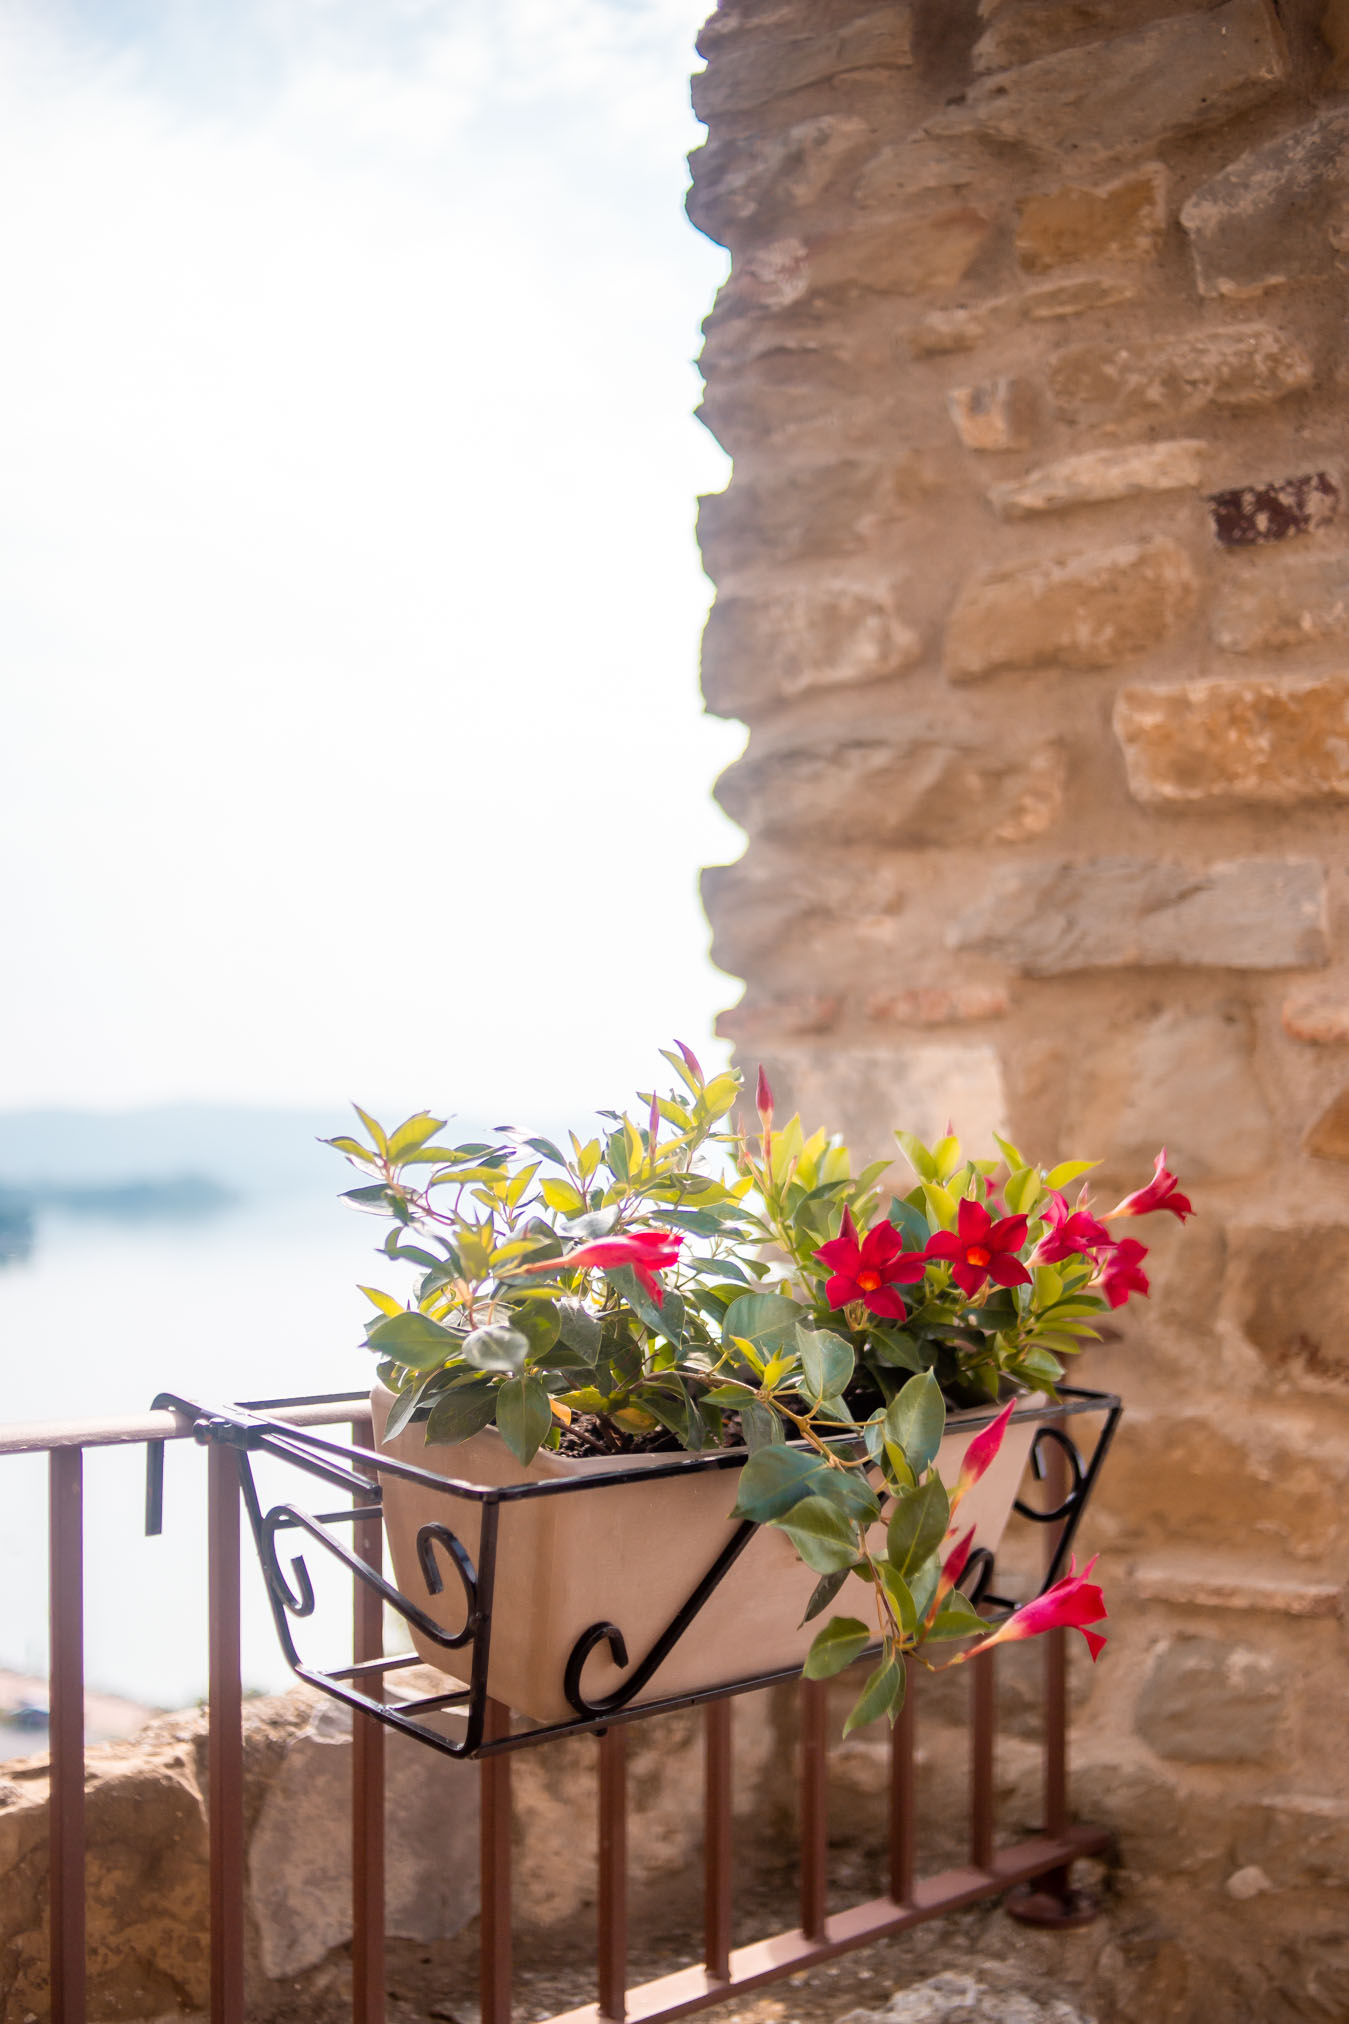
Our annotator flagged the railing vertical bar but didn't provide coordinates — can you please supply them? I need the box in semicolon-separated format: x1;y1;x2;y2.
208;1443;246;2024
479;1698;513;2024
351;1413;385;2024
597;1725;629;2020
1044;1431;1070;1840
798;1676;829;1942
970;1650;996;1873
49;1447;85;2024
888;1658;915;1906
703;1697;733;1983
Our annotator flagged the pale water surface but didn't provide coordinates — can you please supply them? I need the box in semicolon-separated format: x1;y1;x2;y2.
0;1196;396;1711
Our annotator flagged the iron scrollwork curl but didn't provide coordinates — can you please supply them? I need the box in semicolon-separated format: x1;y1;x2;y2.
1013;1426;1086;1527
260;1502;480;1651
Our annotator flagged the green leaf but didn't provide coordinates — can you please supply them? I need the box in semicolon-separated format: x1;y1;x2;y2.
424;1379;498;1445
801;1569;849;1625
738;1399;786;1451
559;1207;620;1241
386;1112;450;1160
921;1181;957;1230
541;1176;586;1215
732;1445;870;1523
878;1561;916;1635
894;1130;937;1182
867;1328;926;1373
1017;1345;1066;1384
803;1616;873;1679
993;1131;1027;1172
557;1297;602;1361
607;1264;684;1343
462;1322;528;1374
352;1104;389;1154
1004;1165;1043;1216
885;1371;945;1477
908;1552;941;1624
525;1136;567;1164
510;1299;560;1360
380;1374;433;1441
366;1308;458;1372
775;1495;861;1574
887;1198;931;1252
1044;1159;1100;1190
926;1595;987;1643
796;1324;854;1403
723;1291;807;1359
843;1654;905;1736
496;1374;552;1464
932;1134;961;1182
886;1476;950;1578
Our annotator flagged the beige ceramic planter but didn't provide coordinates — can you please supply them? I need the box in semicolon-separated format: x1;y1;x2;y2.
372;1381;1039;1727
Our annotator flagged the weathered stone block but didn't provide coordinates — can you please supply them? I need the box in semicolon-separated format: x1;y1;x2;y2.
1213;554;1349;653
1229;1222;1349;1377
939;0;1287;163
806;208;995;299
716;993;841;1041
988;439;1206;518
1048;325;1313;422
1102;1410;1349;1561
701;588;921;718
1181;110;1349;298
1135;1639;1284;1764
1015;165;1167;272
907;305;994;356
1282;983;1349;1043
853;139;979;211
703;852;909;976
751;1042;1007;1162
698;463;911;578
1115;675;1349;807
688;116;870;245
1018;273;1139;319
715;733;1066;849
1306;1085;1349;1162
691;7;913;119
1325;0;1349;83
944;537;1197;681
865;984;1011;1026
946;377;1034;451
947;857;1329;974
248;1697;480;1977
1070;1003;1273;1179
974;0;1223;76
1208;472;1340;547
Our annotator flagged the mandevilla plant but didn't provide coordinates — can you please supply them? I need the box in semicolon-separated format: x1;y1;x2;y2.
330;1045;1189;1732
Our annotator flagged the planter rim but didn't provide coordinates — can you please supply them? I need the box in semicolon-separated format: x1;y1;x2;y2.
367;1379;1119;1507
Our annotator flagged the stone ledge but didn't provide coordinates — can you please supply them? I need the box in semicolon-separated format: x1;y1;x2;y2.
1128;1560;1343;1618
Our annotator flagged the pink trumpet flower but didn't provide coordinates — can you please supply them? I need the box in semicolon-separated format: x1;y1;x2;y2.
932;1526;976;1617
966;1555;1108;1663
950;1398;1015;1512
1095;1236;1150;1310
674;1038;703;1081
1034;1190;1111;1265
1108;1148;1193;1223
522;1230;682;1305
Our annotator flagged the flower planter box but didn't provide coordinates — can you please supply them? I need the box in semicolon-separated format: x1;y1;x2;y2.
372;1381;1043;1727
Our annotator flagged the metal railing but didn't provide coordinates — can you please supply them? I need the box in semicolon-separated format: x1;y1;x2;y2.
3;1393;1116;2024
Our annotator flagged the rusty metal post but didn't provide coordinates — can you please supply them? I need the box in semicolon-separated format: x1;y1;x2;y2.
480;1699;513;2024
352;1415;385;2024
888;1659;915;1905
49;1447;85;2024
597;1726;629;2019
208;1443;246;2024
703;1697;733;1983
970;1649;996;1872
798;1677;829;1941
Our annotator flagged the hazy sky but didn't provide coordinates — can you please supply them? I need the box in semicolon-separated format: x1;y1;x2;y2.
0;0;743;1125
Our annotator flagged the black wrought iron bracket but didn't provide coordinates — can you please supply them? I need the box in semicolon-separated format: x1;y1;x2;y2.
145;1385;1121;1762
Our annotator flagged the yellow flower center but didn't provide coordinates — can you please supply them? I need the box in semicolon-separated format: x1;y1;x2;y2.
966;1245;992;1269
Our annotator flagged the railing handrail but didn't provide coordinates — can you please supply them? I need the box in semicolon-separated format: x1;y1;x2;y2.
0;1390;367;1457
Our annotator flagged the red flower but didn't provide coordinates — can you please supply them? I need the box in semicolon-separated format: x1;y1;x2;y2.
1035;1191;1111;1266
924;1197;1032;1300
1095;1236;1149;1310
523;1230;682;1305
755;1064;774;1125
1108;1148;1193;1223
973;1555;1108;1662
814;1206;927;1320
951;1397;1015;1510
931;1525;975;1619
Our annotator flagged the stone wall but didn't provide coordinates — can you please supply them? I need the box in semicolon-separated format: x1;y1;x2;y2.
691;1;1349;2016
